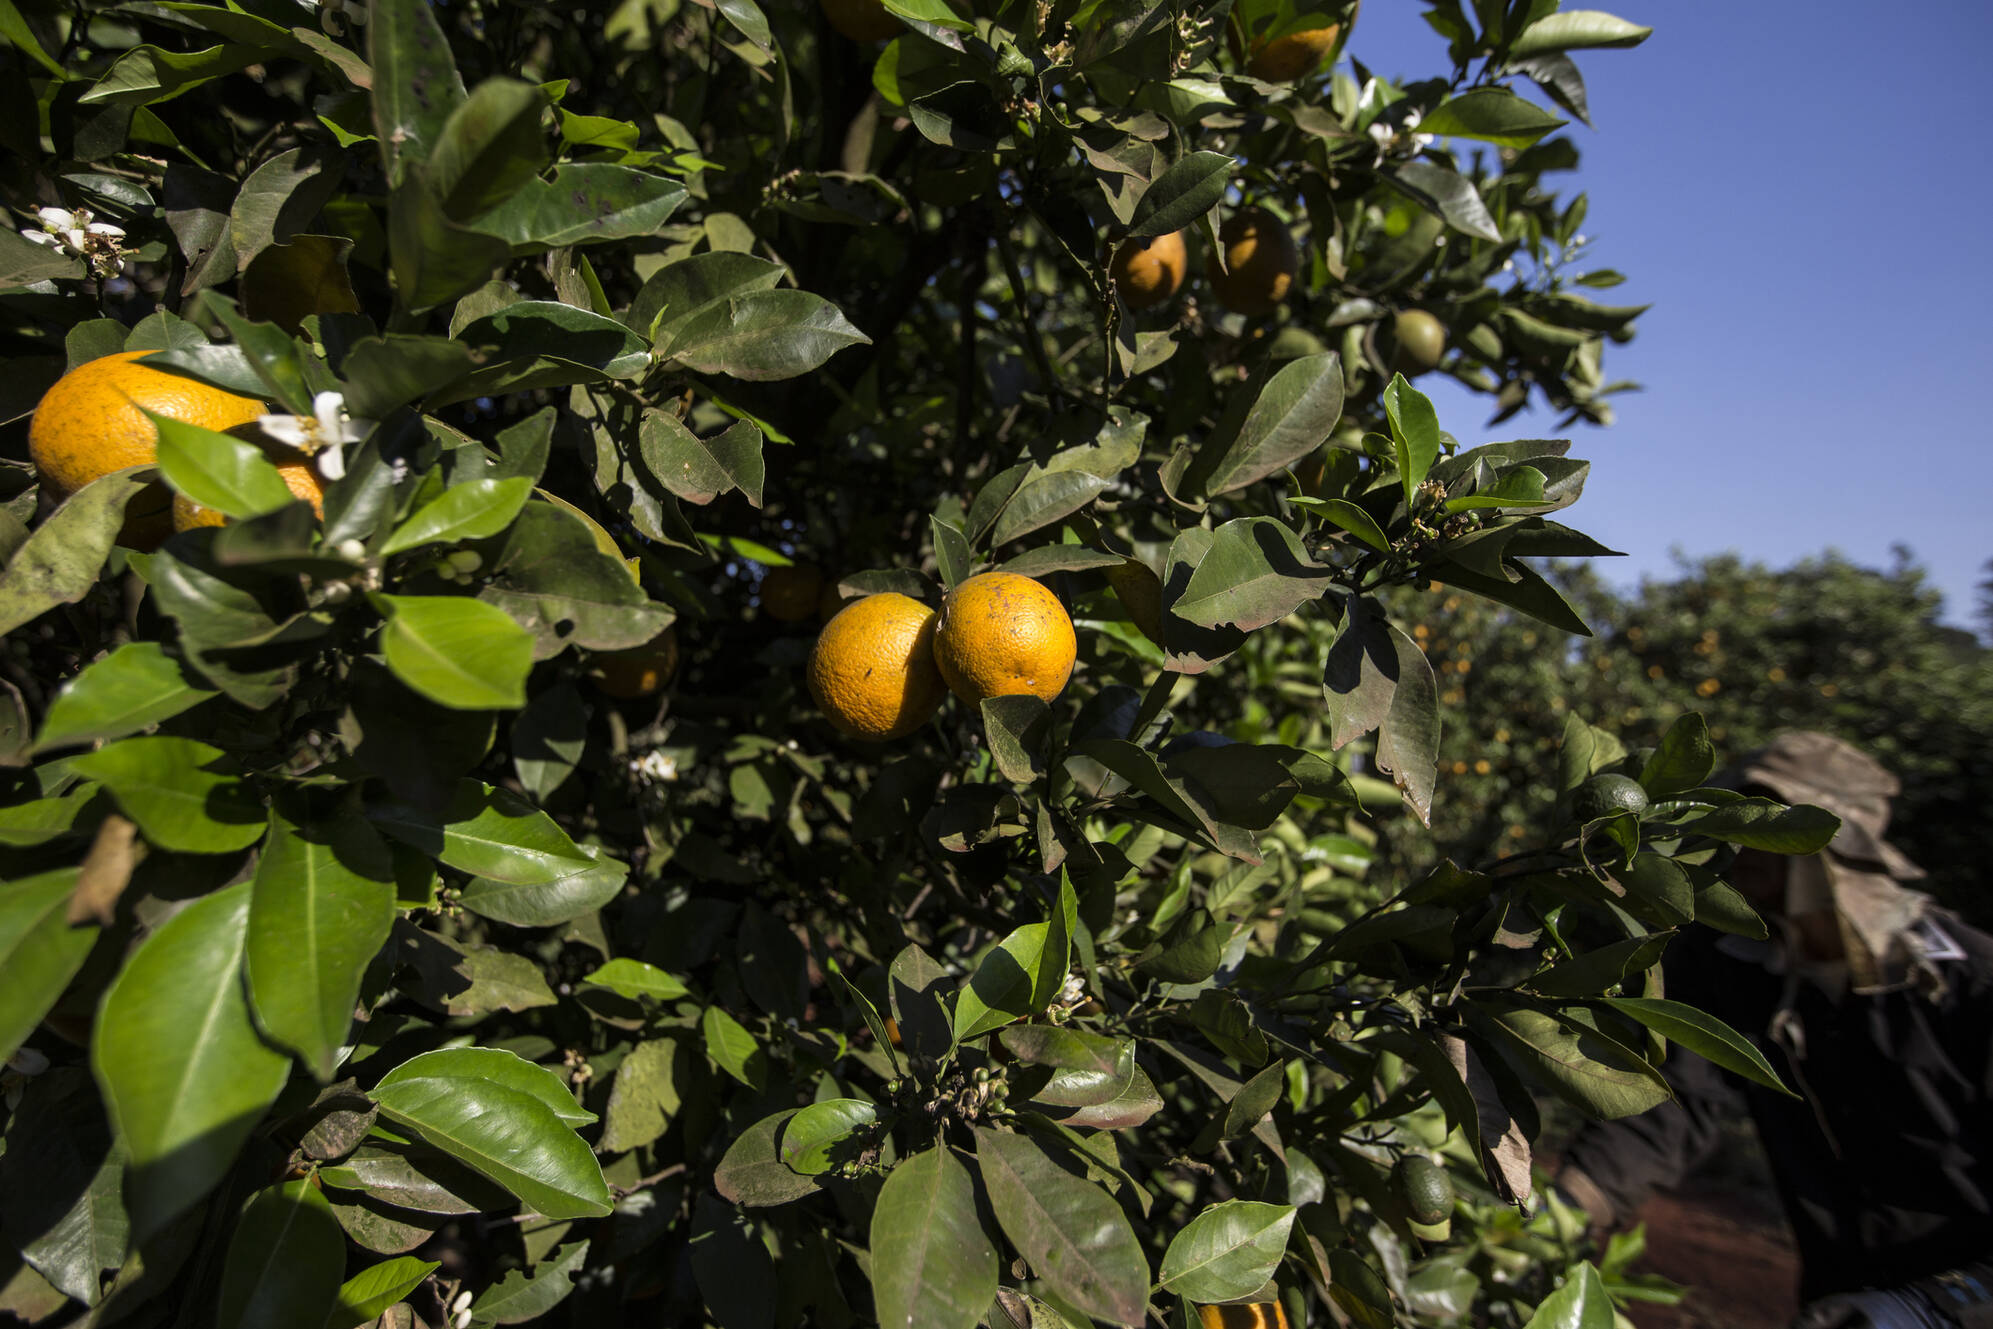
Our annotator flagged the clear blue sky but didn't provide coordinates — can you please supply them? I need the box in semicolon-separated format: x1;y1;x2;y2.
1346;2;1991;630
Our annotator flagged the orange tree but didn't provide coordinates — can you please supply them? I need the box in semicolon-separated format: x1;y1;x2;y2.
0;2;1834;1326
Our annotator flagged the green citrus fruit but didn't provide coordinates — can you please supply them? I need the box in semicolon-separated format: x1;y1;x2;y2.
1390;309;1448;376
1393;1154;1453;1225
1571;772;1649;821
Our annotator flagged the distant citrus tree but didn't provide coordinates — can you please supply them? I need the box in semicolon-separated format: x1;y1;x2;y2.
1;2;1830;1327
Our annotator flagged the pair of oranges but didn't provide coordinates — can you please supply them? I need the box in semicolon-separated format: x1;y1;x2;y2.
1111;208;1300;318
807;572;1077;741
30;350;323;549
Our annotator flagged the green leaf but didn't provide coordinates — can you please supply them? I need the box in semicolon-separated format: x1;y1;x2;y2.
80;43;269;107
319;1142;513;1214
581;958;691;1002
1384;374;1441;509
436;301;651;403
1172;517;1335;632
1391;160;1502;242
599;1038;680;1154
1418;87;1566;149
1320;598;1439;824
1292;496;1390;553
869;1146;998;1329
1679;798;1841;854
469;1239;588;1324
369;780;595;884
1443;465;1553;512
0;868;97;1065
66;736;265;853
0;1067;127;1306
146;411;294;520
1529;935;1672;998
370;1075;611;1220
629;251;787;343
1509;11;1653;58
1471;1003;1671;1120
1157;1200;1296;1302
471;164;688;252
639;412;765;507
331;1257;441;1325
34;642;217;752
973;1129;1148;1325
93;881;291;1240
1190;353;1345;499
380;477;534;556
456;849;626;927
1523;1262;1616;1329
427;78;549;222
715;1110;820;1207
373;593;534;709
701;1006;764;1088
1127;150;1232;239
931;514;972;589
661;289;872;381
981;694;1051;784
479;502;674;656
244;803;396;1081
387;174;513;315
369;0;467;186
955;919;1059;1041
1640;712;1714;798
379;1048;595;1125
0;469;154;638
780;1099;878;1175
1602;997;1794;1097
215;1180;344;1329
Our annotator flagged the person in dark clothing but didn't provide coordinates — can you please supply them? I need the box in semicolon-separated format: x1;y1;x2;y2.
1557;732;1993;1329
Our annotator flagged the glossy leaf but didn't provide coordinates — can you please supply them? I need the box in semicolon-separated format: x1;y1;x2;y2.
370;0;467;186
479;502;675;656
470;1239;588;1324
1472;1004;1671;1119
974;1128;1148;1325
780;1099;878;1175
1127;150;1232;239
1509;11;1653;58
599;1038;680;1153
332;1257;440;1325
582;958;691;1002
0;470;153;638
1384;374;1441;509
1192;353;1345;498
245;802;396;1080
370;1075;611;1220
0;1068;127;1306
472;164;687;251
427;78;548;222
1172;517;1335;632
148;411;294;520
370;780;596;884
1156;1200;1296;1302
34;642;217;752
1522;1261;1616;1329
1639;712;1715;797
93;881;290;1240
715;1110;820;1207
661;289;871;381
66;736;265;853
214;1180;344;1329
1679;798;1841;854
380;476;534;556
0;868;97;1066
640;412;765;507
869;1146;998;1329
629;251;787;343
1419;87;1566;149
373;593;534;709
1602;997;1793;1096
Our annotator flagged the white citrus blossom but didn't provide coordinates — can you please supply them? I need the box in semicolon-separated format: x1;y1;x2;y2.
1368;109;1435;161
258;391;371;481
20;205;130;277
316;0;368;35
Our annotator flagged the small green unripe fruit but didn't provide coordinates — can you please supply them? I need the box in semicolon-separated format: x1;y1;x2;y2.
1391;309;1448;376
1571;772;1650;822
1394;1154;1453;1225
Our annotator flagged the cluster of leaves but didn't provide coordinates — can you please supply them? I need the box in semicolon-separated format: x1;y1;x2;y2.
0;1;1837;1328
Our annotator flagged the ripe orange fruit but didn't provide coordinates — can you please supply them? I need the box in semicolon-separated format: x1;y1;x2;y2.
1390;309;1448;376
1197;1303;1289;1329
808;593;945;740
761;564;825;623
30;350;267;549
1236;23;1341;81
1206;208;1299;316
1109;232;1188;310
821;0;901;42
589;627;681;700
932;572;1076;705
172;446;326;531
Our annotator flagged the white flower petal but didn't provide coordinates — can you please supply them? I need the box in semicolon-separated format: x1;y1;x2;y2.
86;222;125;239
316;441;346;481
258;414;311;448
37;207;76;228
21;229;58;247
